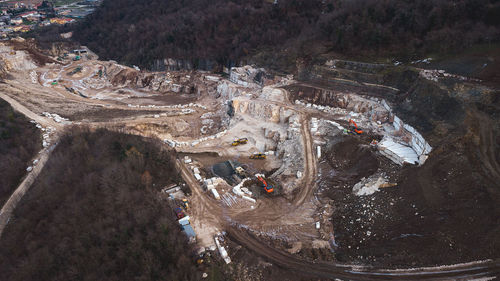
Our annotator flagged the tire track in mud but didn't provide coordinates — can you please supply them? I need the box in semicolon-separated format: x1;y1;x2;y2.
227;227;500;280
3;52;499;278
293;113;318;206
474;110;500;184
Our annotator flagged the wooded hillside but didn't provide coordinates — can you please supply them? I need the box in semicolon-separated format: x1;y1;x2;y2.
0;99;41;206
67;0;500;70
0;128;203;281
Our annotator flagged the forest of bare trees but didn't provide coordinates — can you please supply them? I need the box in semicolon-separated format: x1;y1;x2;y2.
0;128;206;281
59;0;500;70
0;99;41;206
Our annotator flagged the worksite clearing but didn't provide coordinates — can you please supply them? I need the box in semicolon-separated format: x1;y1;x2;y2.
0;39;499;280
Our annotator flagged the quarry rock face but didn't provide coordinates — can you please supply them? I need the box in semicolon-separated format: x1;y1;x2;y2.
0;46;37;74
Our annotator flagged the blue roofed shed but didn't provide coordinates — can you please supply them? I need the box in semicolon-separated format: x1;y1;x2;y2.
182;224;196;239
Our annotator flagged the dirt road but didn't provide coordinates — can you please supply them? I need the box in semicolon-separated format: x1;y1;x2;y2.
227;227;500;280
0;92;62;239
1;44;498;278
0;92;61;129
293;113;318;206
0;145;54;238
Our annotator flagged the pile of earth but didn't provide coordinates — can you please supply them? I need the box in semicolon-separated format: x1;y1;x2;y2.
318;84;500;268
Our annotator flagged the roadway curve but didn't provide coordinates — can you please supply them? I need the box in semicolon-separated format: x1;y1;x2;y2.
227;227;500;280
1;47;498;279
175;105;500;279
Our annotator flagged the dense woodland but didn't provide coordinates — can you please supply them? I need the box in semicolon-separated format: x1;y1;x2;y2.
0;128;204;281
63;0;500;70
0;99;41;206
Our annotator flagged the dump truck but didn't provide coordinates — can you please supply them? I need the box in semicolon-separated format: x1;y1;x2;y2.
232;138;248;146
257;176;274;193
250;153;266;159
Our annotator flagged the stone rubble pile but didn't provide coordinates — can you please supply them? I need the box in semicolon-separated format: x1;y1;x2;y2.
164;129;228;147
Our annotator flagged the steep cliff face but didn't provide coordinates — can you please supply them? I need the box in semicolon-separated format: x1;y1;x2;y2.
232;99;294;124
0;45;37;76
100;63;199;94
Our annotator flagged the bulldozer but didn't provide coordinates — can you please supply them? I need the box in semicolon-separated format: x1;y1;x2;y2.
250;153;266;159
348;119;363;135
231;138;248;146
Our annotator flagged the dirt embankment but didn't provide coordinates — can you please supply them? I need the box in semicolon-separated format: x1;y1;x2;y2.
9;38;62;66
323;137;379;189
320;129;500;268
314;71;500;267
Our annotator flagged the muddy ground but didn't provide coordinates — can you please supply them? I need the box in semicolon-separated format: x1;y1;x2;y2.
320;118;500;268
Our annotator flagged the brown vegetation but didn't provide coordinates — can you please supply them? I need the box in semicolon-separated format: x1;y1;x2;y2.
0;128;204;281
0;99;41;206
62;0;500;70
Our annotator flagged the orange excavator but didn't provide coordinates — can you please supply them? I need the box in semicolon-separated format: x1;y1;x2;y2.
348;119;363;135
257;176;274;193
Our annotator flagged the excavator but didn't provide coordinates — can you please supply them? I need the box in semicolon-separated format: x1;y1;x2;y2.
232;138;248;146
257;176;274;193
348;119;363;135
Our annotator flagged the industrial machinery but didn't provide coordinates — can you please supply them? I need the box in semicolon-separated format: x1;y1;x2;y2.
257;176;274;193
68;66;82;75
231;138;248;146
250;153;266;159
174;207;186;219
235;166;246;177
348;119;363;134
181;199;189;210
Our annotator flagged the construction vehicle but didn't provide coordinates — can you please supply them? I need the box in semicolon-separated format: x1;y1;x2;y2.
235;166;246;177
250;153;266;159
348;119;363;135
231;138;248;146
174;207;186;219
181;199;189;210
68;66;82;75
257;176;274;193
65;86;76;94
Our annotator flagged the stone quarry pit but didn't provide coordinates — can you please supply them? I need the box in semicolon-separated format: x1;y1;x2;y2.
1;39;499;279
